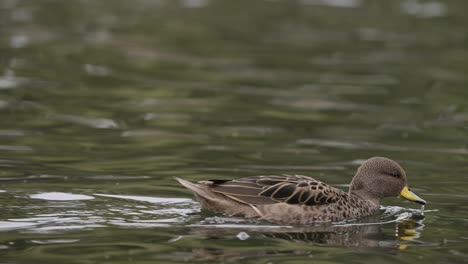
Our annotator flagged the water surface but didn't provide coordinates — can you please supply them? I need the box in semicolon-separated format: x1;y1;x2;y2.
1;0;468;263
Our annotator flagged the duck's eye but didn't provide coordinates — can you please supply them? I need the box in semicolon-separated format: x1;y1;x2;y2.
388;171;401;177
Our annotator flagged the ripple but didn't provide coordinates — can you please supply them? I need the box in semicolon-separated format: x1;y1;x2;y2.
28;174;68;179
32;224;105;232
143;112;191;121
139;208;195;216
189;224;293;229
318;73;398;86
108;221;171;228
83;175;151;180
0;174;67;181
272;98;372;111
0;70;25;89
94;193;193;204
30;239;80;244
0;145;33;151
301;0;362;8
10;34;29;48
121;130;208;141
136;98;222;108
0;193;200;233
297;138;360;149
0;130;27;137
0;221;37;231
216;126;284;137
401;0;447;18
240;165;345;171
10;216;61;223
180;0;209;8
0;100;9;109
297;138;468;154
30;192;95;201
48;114;119;129
83;64;111;76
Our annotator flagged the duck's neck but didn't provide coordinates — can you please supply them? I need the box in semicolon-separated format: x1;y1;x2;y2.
349;189;381;209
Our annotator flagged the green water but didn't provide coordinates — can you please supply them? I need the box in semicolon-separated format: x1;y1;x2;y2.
1;0;468;263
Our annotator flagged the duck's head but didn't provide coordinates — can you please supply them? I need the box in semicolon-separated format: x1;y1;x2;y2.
349;157;426;205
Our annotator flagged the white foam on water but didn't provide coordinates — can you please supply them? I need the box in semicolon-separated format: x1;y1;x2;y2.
332;205;432;228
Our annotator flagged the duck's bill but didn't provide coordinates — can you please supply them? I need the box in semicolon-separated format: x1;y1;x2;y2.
399;186;426;205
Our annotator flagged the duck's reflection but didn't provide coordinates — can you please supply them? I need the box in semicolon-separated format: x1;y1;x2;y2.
395;215;425;251
262;224;383;247
180;214;425;261
262;215;426;248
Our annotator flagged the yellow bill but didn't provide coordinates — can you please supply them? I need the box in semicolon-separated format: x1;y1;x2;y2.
399;186;426;205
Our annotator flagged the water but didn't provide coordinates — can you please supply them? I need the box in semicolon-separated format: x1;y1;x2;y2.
1;0;468;263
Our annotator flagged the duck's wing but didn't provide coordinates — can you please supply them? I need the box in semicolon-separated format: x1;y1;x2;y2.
204;175;346;206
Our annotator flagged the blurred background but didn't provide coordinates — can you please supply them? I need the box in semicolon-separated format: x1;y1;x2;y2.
0;0;467;263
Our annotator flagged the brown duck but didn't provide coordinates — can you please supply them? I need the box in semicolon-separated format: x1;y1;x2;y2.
176;157;426;225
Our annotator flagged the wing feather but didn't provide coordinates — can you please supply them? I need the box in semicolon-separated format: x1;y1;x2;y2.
208;175;346;206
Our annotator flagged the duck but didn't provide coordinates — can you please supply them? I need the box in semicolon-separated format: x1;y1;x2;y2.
176;157;426;225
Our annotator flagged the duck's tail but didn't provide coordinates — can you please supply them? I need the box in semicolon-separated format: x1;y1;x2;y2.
174;177;214;200
174;177;262;218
